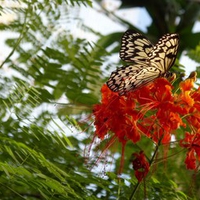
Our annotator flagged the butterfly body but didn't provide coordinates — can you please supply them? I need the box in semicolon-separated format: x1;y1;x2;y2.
107;30;179;95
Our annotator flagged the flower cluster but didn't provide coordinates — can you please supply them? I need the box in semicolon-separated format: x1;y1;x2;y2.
93;72;200;181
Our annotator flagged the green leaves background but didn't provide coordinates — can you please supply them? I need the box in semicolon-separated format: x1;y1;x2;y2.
1;0;200;199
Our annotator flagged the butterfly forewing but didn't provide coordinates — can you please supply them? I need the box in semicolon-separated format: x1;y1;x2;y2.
148;33;179;73
120;30;153;63
107;30;179;96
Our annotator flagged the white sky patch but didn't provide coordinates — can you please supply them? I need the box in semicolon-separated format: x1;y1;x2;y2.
76;2;144;40
193;21;200;33
180;53;199;76
179;20;200;77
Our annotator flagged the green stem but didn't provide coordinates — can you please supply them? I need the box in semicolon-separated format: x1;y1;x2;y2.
129;180;141;200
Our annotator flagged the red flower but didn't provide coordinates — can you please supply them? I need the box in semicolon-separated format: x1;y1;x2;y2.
134;78;185;144
93;84;140;144
176;73;200;131
185;149;196;170
131;151;150;182
92;72;200;174
180;132;200;170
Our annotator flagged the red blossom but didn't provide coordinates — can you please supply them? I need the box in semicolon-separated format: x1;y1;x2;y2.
135;78;184;144
131;151;150;182
92;72;200;174
179;74;195;92
93;84;140;144
185;149;196;170
180;132;200;170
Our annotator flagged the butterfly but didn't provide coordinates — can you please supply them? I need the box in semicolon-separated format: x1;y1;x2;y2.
106;30;179;96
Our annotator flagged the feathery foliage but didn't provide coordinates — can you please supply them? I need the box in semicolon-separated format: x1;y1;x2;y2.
1;0;200;199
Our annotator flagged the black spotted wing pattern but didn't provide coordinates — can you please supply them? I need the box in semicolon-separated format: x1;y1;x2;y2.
148;33;179;72
106;31;179;96
120;30;153;63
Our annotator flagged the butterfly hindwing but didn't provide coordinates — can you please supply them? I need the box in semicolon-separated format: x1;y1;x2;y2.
107;63;161;95
120;30;153;63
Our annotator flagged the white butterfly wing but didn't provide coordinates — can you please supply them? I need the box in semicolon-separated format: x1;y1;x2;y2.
120;30;153;63
107;63;161;95
148;33;179;73
107;31;179;96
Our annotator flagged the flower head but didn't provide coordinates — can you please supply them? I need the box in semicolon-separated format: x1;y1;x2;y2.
131;151;150;182
93;84;140;144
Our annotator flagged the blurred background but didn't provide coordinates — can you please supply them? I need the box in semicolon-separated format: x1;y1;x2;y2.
0;0;200;199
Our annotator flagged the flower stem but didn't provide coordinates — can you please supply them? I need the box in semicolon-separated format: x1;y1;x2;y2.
129;180;141;200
